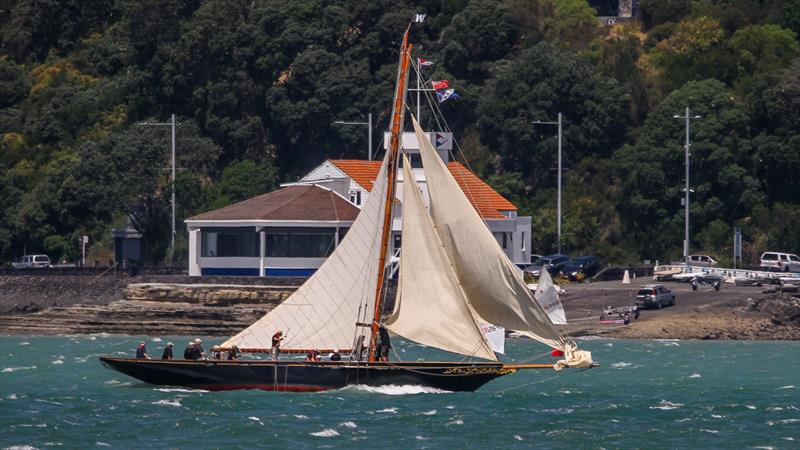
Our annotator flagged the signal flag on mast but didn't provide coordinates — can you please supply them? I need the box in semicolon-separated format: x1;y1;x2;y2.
431;80;450;90
418;58;434;68
415;13;427;23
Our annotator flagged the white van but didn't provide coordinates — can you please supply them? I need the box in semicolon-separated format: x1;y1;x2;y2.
759;252;800;272
11;254;52;268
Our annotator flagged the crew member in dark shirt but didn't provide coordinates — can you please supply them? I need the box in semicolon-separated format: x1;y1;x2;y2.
161;342;174;360
271;330;284;360
378;326;392;362
194;338;207;360
330;348;342;361
184;342;196;360
136;341;150;360
227;345;240;360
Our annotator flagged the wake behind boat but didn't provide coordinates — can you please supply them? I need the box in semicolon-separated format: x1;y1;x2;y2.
100;23;594;392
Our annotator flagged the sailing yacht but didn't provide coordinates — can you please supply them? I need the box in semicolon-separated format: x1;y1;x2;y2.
100;26;594;392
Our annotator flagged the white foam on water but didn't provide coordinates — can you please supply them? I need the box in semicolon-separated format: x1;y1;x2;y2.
420;410;437;416
676;418;693;423
688;373;702;378
711;414;724;418
415;435;428;441
44;443;62;446
783;437;795;441
151;338;162;342
96;442;111;447
51;360;63;365
19;342;29;346
700;429;719;434
151;399;182;408
514;435;524;441
294;414;309;419
751;446;775;450
7;394;17;400
766;407;783;411
154;388;208;393
745;405;757;410
18;424;47;428
611;362;631;369
447;418;464;425
2;366;36;373
344;384;452;395
605;342;614;347
445;405;455;409
34;399;63;406
340;421;357;428
650;400;684;410
778;419;800;424
310;428;339;437
248;416;261;421
777;385;797;390
3;446;38;450
375;407;398;414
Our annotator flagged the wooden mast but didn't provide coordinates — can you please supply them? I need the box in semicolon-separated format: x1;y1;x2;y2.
368;28;412;362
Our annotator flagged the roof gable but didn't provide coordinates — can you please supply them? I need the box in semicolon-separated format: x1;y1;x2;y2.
187;185;360;222
328;159;517;219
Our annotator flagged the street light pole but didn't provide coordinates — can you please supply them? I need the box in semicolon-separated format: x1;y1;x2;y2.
334;113;373;160
137;114;177;253
533;113;564;254
674;107;701;265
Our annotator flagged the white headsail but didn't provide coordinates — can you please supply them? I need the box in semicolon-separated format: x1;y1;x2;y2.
221;150;391;351
533;270;567;325
411;116;566;350
385;155;496;361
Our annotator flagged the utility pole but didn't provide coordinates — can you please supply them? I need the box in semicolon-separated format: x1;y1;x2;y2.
674;107;701;264
137;114;177;253
533;113;564;254
334;113;373;160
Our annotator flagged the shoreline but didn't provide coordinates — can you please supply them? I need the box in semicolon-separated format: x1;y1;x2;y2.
1;277;798;341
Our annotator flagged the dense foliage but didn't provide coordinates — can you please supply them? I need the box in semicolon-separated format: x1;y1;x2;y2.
1;0;798;265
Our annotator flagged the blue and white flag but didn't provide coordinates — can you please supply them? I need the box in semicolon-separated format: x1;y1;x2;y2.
436;88;459;103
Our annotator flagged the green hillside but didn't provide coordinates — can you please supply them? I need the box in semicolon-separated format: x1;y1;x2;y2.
1;0;798;265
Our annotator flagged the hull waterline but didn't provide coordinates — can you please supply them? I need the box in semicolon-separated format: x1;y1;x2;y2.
98;357;531;392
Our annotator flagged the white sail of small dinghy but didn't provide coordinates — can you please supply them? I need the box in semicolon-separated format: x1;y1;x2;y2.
533;270;567;325
410;116;592;369
385;155;496;361
221;150;392;352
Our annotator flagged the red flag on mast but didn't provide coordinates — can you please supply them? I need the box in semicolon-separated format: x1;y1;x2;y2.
431;80;449;90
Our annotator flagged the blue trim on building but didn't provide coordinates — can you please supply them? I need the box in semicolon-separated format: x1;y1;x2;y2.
201;268;260;276
265;268;318;277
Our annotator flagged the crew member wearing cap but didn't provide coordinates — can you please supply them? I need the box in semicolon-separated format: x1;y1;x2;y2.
135;341;150;360
184;342;195;359
271;330;284;361
211;345;222;359
194;338;207;360
161;342;174;360
330;348;341;361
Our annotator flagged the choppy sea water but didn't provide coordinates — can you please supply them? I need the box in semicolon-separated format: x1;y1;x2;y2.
0;336;798;449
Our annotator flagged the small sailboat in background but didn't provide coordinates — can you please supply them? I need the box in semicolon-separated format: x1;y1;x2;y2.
100;24;594;392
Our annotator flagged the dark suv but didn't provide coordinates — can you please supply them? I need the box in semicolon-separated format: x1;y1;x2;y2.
635;284;676;309
526;254;570;277
563;256;600;280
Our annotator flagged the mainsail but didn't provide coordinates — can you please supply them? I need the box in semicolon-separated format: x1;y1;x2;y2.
221;151;391;352
411;116;567;351
385;155;496;361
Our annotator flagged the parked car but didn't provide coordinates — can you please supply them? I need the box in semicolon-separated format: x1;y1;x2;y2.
11;254;52;268
635;284;676;309
562;256;600;280
687;254;718;267
526;254;570;277
759;252;800;273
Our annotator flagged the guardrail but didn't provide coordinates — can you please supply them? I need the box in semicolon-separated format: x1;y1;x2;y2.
654;264;800;281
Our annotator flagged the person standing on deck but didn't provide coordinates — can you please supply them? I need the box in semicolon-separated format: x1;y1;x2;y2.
378;326;392;362
161;342;174;360
271;330;284;360
194;338;207;360
183;342;194;359
136;341;150;360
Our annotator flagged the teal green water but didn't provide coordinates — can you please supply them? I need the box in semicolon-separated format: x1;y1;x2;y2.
0;336;798;449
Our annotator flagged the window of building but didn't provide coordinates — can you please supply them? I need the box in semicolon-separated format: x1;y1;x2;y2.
349;190;362;206
266;227;336;258
521;232;526;251
502;233;508;249
201;227;260;257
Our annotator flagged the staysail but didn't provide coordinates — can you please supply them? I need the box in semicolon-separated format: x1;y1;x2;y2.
411;116;566;350
221;150;391;352
385;155;496;361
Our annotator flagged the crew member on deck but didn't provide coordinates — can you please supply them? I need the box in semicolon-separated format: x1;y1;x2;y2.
330;348;342;361
136;341;150;360
194;338;207;360
211;345;222;359
161;342;174;360
378;326;392;362
184;342;194;359
305;349;320;362
227;345;240;360
271;330;284;361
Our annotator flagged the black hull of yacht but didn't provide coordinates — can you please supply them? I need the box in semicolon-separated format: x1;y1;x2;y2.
98;357;522;392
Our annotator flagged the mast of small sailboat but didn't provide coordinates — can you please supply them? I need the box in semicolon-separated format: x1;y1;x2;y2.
368;27;413;362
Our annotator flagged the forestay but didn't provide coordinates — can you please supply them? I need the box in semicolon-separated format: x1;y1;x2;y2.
221;151;391;351
385;155;496;361
411;117;566;351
